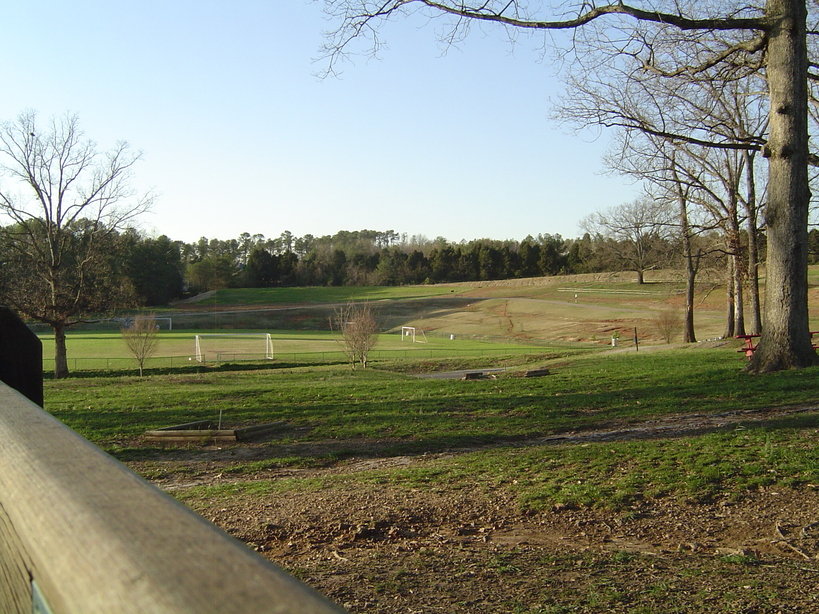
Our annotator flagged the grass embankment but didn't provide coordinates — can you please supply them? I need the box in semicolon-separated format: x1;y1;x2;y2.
45;347;819;510
184;285;469;306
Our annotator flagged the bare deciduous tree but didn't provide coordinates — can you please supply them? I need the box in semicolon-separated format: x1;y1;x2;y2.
0;111;150;377
581;197;673;284
320;0;817;372
561;48;769;341
655;309;683;344
121;315;159;377
331;302;379;369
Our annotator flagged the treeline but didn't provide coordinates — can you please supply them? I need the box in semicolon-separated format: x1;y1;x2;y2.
117;230;585;302
111;226;819;306
112;229;622;303
184;231;584;291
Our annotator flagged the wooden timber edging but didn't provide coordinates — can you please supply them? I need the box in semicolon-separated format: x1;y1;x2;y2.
144;420;288;444
0;383;345;614
524;368;551;378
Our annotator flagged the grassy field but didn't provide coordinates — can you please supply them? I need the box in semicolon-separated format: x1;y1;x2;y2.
46;348;819;556
34;272;819;612
39;265;817;359
159;266;819;344
38;329;582;373
46;348;819;499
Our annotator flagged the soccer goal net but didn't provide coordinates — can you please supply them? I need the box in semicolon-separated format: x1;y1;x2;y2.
400;326;428;343
194;333;274;363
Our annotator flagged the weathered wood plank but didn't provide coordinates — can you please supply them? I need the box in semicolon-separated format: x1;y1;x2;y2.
524;368;551;378
0;501;32;614
155;420;217;431
144;435;238;444
144;429;236;437
145;421;287;444
0;384;345;614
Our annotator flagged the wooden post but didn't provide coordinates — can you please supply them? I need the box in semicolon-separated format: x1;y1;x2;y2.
0;307;43;406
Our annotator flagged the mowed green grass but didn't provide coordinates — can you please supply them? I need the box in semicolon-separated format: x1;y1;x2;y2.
46;347;817;443
45;348;819;508
187;414;819;511
38;329;566;372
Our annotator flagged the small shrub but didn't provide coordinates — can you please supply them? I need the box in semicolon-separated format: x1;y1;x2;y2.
121;315;159;376
655;310;682;343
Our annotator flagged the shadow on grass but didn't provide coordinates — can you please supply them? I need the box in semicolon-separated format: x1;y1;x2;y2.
109;407;819;467
43;359;348;380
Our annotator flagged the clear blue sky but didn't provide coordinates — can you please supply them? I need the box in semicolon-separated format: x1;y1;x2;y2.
1;1;640;244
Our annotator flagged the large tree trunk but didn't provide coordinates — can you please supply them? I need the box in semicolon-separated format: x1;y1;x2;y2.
53;322;70;379
750;0;816;371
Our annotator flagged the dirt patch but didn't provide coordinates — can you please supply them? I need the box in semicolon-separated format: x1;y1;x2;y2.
127;406;819;612
179;483;819;613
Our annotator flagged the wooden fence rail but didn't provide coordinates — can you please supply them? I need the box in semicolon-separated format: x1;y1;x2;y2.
0;382;344;613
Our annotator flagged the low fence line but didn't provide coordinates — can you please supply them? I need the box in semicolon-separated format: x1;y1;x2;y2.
0;382;344;613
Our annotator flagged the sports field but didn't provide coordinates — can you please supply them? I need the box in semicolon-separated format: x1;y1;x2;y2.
39;329;588;373
38;264;819;373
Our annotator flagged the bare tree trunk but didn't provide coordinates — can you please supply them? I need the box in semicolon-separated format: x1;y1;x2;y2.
684;262;697;343
733;252;746;337
743;150;763;335
724;257;736;339
673;162;697;343
722;163;747;338
746;229;762;335
750;0;816;371
727;213;747;337
54;322;69;379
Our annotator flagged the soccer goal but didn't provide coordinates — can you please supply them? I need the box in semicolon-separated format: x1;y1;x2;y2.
194;333;274;363
400;326;428;343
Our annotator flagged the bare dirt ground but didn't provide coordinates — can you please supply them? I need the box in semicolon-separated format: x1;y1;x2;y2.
128;406;819;613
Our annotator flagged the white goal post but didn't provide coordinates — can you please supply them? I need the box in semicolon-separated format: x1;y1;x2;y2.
194;333;274;362
400;326;428;343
